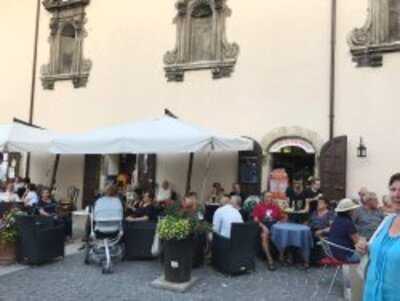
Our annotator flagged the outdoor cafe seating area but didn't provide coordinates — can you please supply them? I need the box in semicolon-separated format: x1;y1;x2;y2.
0;114;379;298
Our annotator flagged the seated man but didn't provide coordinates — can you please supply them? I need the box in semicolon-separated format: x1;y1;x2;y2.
353;192;385;240
286;179;309;224
212;195;243;239
253;191;284;271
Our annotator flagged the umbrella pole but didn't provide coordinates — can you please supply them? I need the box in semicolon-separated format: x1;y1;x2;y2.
50;154;60;191
185;153;194;194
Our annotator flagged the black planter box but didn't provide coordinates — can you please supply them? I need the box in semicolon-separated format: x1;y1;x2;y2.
124;221;157;260
163;238;193;283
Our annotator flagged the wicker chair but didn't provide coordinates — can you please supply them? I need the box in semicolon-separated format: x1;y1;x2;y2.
212;222;258;275
124;221;157;260
16;215;65;265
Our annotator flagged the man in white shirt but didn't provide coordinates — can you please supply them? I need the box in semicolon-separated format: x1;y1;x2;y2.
213;195;243;239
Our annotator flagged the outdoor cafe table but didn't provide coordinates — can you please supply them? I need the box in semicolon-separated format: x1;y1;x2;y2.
271;222;314;262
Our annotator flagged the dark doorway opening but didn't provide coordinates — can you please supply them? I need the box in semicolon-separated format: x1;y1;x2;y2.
271;146;315;182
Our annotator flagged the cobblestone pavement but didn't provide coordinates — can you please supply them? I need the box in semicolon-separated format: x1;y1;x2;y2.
0;253;342;301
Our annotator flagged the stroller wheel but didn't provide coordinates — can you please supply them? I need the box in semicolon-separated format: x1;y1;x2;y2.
84;244;91;265
102;261;113;274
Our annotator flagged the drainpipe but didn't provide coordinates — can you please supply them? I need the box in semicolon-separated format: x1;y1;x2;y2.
26;0;41;177
329;0;337;140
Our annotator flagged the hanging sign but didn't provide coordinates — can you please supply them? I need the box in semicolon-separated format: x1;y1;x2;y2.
269;138;315;154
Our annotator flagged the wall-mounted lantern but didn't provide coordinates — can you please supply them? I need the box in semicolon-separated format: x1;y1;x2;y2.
357;137;367;158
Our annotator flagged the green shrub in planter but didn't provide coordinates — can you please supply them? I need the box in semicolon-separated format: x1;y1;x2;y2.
0;208;24;265
157;216;191;241
157;208;212;283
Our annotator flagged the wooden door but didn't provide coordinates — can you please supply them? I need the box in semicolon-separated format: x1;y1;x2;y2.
238;139;262;198
82;155;101;209
319;136;347;202
138;154;157;194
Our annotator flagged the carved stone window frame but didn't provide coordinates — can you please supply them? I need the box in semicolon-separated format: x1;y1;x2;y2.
348;0;400;67
164;0;239;82
41;0;92;89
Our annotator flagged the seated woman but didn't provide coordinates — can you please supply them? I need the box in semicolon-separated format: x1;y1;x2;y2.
181;192;204;220
38;188;73;239
207;183;224;205
38;188;58;217
2;183;20;203
328;198;362;263
126;192;157;222
309;197;334;238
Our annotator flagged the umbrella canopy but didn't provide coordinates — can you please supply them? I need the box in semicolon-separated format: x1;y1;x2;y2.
0;122;53;153
51;116;253;154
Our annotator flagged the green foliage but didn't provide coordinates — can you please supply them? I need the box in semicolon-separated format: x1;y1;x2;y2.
157;203;211;241
157;215;191;241
0;208;23;244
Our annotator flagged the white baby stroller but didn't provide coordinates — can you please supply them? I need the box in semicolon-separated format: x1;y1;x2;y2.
84;196;124;274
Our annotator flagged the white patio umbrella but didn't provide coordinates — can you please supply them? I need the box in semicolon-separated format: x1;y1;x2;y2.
0;122;53;153
50;115;253;194
50;116;253;154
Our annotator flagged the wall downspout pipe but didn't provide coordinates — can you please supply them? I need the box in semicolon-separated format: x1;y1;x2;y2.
329;0;337;140
26;0;41;178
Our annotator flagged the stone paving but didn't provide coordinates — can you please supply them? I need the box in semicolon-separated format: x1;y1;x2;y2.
0;252;343;301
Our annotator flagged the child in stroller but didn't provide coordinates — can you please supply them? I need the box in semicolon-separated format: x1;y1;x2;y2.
84;185;124;274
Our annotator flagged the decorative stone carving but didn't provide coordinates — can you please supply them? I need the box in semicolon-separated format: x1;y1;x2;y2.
41;0;92;90
164;0;239;82
348;0;400;67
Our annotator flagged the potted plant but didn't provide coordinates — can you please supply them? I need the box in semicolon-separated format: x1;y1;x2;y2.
157;205;210;283
0;209;21;265
157;215;193;283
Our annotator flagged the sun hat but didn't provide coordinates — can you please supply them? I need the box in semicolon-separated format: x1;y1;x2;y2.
335;198;361;213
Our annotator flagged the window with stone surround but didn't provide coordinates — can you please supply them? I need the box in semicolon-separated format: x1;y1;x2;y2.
348;0;400;67
164;0;239;82
41;0;92;90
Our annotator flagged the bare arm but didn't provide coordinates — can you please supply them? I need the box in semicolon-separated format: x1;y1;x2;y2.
351;233;360;245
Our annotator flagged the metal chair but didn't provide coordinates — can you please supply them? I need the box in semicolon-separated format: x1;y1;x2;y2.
318;238;359;298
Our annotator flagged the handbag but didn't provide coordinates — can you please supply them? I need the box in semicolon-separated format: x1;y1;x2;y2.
356;215;394;280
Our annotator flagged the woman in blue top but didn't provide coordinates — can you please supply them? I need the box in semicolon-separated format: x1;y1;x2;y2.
361;173;400;301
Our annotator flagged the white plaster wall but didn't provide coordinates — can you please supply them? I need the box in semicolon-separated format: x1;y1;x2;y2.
157;152;238;200
1;0;398;201
336;0;400;198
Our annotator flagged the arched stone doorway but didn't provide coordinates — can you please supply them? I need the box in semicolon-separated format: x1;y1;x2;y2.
260;127;324;191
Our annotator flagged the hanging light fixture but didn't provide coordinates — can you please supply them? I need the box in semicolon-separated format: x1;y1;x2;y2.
357;137;367;158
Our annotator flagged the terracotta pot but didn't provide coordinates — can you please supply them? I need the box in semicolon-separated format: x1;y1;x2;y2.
0;242;16;265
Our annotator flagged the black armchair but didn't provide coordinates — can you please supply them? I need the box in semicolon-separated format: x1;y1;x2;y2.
212;222;258;275
124;221;157;260
16;215;65;265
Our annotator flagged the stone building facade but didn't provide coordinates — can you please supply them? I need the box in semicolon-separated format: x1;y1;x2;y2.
1;0;399;206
